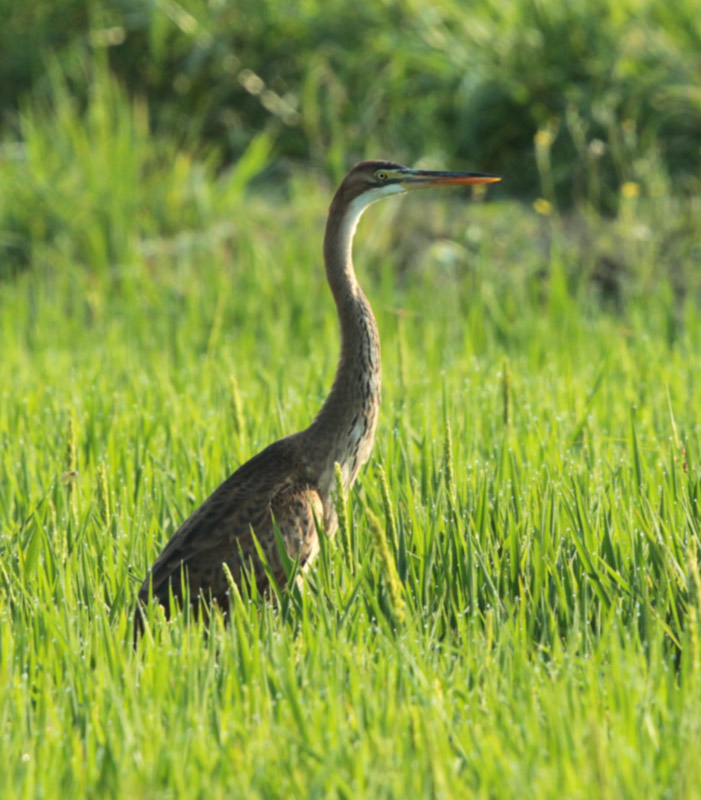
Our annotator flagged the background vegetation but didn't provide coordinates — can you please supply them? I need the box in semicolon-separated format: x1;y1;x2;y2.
1;0;700;797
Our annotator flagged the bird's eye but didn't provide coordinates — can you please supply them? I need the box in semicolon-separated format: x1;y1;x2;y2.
376;170;388;181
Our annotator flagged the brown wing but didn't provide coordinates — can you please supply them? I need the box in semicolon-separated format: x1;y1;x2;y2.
268;482;323;580
135;438;322;626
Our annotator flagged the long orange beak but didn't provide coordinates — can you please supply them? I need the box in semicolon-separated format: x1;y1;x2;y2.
397;169;501;190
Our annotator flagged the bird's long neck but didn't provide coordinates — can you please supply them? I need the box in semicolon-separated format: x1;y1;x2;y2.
305;192;382;492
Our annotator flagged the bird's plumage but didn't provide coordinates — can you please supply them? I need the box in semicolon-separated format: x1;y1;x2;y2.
135;159;499;637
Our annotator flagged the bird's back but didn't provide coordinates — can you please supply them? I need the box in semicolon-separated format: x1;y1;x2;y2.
136;434;324;622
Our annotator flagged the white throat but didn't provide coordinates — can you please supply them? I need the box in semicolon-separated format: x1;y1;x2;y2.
339;184;406;252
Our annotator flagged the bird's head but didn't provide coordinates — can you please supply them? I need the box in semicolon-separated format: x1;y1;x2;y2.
334;159;500;207
328;161;500;233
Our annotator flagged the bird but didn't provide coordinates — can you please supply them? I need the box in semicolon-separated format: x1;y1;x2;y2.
135;160;500;636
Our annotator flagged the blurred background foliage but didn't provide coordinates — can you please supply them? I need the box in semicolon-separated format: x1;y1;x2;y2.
0;0;699;281
2;0;700;187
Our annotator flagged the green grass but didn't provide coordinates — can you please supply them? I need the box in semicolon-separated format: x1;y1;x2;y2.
2;55;701;800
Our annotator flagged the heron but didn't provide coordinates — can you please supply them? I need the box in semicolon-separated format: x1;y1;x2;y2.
135;160;500;635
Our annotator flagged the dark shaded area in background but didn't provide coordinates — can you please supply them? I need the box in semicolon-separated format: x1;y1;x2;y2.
1;0;699;203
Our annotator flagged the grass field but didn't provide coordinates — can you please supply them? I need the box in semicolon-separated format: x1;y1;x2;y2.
1;7;701;798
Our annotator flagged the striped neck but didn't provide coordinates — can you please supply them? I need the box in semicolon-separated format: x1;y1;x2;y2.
305;190;383;491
